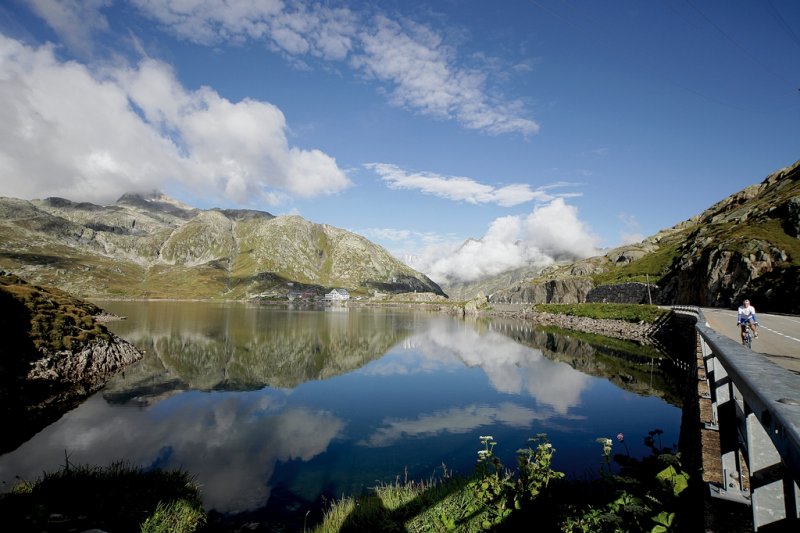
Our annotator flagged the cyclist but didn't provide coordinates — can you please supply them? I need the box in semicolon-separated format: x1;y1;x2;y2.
737;299;759;342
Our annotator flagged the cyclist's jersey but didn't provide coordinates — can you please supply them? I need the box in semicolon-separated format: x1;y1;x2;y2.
738;305;757;323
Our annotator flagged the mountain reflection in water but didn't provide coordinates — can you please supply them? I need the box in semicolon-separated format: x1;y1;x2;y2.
0;302;682;525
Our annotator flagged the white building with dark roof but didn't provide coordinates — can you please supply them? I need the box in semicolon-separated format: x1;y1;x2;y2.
324;288;350;301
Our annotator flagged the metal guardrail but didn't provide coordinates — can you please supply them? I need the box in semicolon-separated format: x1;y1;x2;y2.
675;306;800;530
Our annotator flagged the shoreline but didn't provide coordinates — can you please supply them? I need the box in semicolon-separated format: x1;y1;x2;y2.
90;296;663;345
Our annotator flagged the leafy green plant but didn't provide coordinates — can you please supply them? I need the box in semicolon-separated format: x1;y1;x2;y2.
472;435;515;528
560;431;689;533
596;437;614;475
515;433;564;506
470;434;566;530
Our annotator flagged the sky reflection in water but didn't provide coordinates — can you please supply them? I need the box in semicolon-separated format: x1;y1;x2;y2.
0;302;680;516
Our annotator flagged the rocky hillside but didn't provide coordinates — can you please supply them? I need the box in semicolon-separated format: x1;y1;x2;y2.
0;192;444;299
489;160;800;313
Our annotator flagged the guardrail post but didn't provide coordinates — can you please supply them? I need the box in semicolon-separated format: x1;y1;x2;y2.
745;409;796;528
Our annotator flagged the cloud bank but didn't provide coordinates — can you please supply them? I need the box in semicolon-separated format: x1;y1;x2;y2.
361;164;599;284
29;0;538;136
0;34;350;205
404;198;600;284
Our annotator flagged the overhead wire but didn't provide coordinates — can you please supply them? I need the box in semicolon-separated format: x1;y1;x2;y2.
763;0;800;52
683;0;797;91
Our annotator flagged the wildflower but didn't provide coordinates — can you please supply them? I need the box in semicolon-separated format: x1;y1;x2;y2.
596;437;613;458
617;433;624;442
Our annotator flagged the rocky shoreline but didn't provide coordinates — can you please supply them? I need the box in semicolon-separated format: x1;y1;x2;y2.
352;297;663;344
500;310;657;342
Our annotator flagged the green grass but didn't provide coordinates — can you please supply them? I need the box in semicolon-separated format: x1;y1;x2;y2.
140;499;207;533
534;303;670;324
592;235;685;286
0;272;111;352
1;459;205;532
717;218;800;259
312;475;485;533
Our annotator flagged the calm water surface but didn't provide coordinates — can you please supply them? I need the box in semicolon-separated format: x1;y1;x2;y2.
0;301;682;526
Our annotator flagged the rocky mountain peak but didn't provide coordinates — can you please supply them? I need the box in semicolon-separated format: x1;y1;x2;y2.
116;191;199;220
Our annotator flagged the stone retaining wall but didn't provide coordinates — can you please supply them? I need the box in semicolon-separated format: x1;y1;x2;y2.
587;282;660;304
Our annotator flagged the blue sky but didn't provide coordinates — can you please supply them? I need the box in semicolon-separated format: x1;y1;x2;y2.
1;1;798;284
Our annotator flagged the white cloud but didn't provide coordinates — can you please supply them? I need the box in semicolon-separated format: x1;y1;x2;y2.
413;198;600;284
356;167;598;284
353;15;538;135
367;163;550;207
523;198;599;258
123;1;537;135
28;0;111;54
0;35;350;205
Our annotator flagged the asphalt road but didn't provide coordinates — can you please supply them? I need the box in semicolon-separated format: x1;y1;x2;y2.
701;307;800;374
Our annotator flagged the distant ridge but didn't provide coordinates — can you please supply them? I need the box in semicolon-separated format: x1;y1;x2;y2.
0;192;444;300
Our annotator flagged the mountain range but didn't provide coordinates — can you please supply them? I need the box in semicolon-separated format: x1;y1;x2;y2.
0;192;443;300
1;159;798;312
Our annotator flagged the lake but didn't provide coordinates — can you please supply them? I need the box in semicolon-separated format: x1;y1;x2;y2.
0;301;683;528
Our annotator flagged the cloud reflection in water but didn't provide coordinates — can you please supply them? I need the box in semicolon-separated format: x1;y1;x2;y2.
360;402;583;448
0;391;344;513
366;318;591;413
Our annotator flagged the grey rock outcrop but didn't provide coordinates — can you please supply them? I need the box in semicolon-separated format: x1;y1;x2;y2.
530;312;656;343
28;334;142;385
780;197;800;237
488;278;594;304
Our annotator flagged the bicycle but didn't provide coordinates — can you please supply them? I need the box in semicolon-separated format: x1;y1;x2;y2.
738;319;758;348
